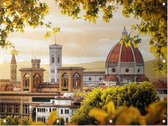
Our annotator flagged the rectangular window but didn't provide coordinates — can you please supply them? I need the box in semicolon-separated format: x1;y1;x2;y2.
0;104;5;113
67;109;69;114
14;104;20;113
51;70;55;73
66;117;69;123
51;79;55;83
65;109;69;114
32;97;52;102
57;57;60;63
61;109;63;114
23;104;29;114
52;56;54;63
7;104;12;113
37;117;45;122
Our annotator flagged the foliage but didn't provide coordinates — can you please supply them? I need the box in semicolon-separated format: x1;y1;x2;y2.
0;111;59;125
89;101;167;125
0;116;19;125
46;111;58;125
56;117;65;125
19;116;32;125
0;0;49;48
70;82;159;125
55;0;167;74
145;101;167;125
31;121;45;125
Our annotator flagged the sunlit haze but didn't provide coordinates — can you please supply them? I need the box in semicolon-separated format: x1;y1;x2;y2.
0;0;154;64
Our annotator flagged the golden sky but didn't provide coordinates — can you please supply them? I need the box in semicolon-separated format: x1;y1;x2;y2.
0;0;154;64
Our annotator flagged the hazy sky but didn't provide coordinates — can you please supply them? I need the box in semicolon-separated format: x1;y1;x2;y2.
0;0;154;64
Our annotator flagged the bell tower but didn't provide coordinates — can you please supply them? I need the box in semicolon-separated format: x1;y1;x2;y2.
10;54;17;83
49;43;62;83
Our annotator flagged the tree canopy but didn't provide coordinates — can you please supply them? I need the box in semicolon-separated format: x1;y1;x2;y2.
0;0;167;73
0;0;49;48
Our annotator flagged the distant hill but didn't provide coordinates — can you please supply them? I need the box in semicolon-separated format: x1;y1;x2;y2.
0;60;166;82
64;61;105;71
144;60;167;81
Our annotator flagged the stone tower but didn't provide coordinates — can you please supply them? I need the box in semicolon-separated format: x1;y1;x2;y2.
10;54;17;83
31;59;40;69
49;43;62;83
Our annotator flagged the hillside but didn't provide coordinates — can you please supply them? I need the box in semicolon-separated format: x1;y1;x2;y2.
0;60;166;81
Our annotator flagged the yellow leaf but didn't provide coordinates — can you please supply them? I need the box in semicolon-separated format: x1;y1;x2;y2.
89;108;108;124
106;101;115;114
31;121;45;125
115;106;142;125
161;47;167;55
150;46;157;53
44;31;51;39
145;101;167;125
52;27;60;35
47;111;58;125
11;49;19;55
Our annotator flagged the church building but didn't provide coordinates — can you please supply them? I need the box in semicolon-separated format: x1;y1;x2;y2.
105;27;149;85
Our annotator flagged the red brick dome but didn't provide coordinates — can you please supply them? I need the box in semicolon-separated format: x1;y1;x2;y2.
106;27;144;66
136;75;149;82
105;75;118;82
106;41;143;66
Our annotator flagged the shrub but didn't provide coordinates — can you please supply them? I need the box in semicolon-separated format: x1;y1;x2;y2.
70;82;159;125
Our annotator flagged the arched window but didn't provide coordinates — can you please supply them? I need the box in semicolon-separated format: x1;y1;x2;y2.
62;73;68;88
73;73;80;88
57;57;60;63
33;74;41;86
52;55;54;63
23;74;30;90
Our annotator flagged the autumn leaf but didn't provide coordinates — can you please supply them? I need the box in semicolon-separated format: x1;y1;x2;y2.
47;111;58;125
89;108;108;124
30;121;45;125
44;31;51;39
115;106;142;125
145;101;167;125
106;101;115;114
52;27;60;35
